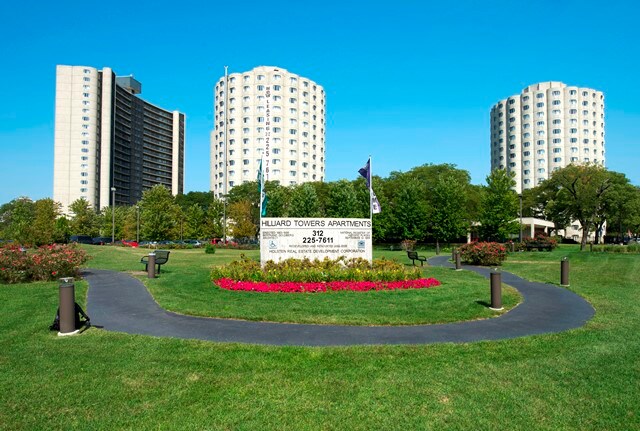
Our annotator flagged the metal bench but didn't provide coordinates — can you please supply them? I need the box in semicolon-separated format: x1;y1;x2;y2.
407;251;427;266
141;250;170;273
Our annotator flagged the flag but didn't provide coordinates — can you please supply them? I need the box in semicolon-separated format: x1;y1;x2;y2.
358;158;381;214
257;158;268;217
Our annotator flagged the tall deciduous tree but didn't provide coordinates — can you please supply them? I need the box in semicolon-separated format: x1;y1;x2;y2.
288;183;321;217
392;177;429;241
204;198;224;239
69;198;99;237
325;180;361;218
184;204;205;239
139;185;181;241
478;170;519;242
545;164;616;249
430;176;469;252
0;197;35;245
228;200;257;240
32;198;62;246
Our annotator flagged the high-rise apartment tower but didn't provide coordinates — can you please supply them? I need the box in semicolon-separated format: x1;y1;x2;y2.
211;66;326;196
490;81;605;193
53;65;185;213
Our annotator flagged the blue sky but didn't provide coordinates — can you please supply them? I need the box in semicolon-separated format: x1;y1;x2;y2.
1;0;639;204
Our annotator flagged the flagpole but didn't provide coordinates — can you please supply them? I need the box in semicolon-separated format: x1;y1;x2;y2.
222;65;228;244
369;155;373;222
259;151;264;224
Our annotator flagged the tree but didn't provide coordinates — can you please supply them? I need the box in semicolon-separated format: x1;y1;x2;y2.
122;206;139;241
0;197;36;244
204;198;224;239
139;185;181;241
528;184;572;236
228;200;257;240
325;180;361;218
175;191;216;212
288;183;322;217
430;176;469;252
544;164;617;249
477;170;519;242
184;204;205;239
69;198;99;237
265;183;291;217
32;198;62;246
392;177;429;241
98;206;128;240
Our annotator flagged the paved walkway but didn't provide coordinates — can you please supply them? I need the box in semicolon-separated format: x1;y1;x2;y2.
85;256;594;346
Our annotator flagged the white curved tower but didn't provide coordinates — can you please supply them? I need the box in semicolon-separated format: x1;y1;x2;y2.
211;66;326;196
490;81;605;193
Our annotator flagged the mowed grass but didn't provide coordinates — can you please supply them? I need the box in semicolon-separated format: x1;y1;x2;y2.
84;246;519;325
1;246;639;430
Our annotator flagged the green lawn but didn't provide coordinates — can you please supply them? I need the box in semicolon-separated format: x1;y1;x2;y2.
1;246;639;430
84;246;519;325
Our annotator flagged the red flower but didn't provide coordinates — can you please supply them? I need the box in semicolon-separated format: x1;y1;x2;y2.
214;278;441;293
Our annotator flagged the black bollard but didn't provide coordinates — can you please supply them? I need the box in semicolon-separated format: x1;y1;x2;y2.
147;252;156;279
490;270;503;310
561;257;569;286
454;250;462;270
58;278;77;335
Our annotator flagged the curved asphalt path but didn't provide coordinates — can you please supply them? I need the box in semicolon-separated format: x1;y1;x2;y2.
85;256;594;346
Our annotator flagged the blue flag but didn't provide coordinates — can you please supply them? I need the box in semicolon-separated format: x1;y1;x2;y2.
358;158;381;214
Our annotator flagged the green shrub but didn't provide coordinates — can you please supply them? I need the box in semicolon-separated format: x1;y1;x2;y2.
205;244;216;254
210;255;422;283
459;242;508;266
593;244;640;253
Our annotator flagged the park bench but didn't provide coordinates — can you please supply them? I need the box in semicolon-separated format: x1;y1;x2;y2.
525;242;552;252
407;251;428;266
141;250;170;273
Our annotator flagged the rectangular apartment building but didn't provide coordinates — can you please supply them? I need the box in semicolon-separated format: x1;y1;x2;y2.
53;65;185;213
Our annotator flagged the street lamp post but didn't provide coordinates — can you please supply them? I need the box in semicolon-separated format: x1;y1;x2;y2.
136;205;140;243
519;193;523;243
111;187;116;244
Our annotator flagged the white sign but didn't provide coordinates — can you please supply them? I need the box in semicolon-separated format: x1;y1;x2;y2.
260;218;372;265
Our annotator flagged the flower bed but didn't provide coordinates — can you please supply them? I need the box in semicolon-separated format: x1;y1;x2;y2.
0;244;89;284
215;278;441;293
211;255;441;293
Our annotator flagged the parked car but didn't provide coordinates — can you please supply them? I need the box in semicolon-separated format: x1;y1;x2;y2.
122;240;139;248
70;235;94;245
184;239;203;247
92;237;112;245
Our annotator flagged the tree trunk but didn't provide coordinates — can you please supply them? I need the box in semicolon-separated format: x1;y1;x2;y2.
580;219;590;251
436;239;440;255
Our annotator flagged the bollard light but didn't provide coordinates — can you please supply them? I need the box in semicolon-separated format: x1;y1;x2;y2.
58;277;78;336
560;257;570;287
490;269;503;310
147;252;156;278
